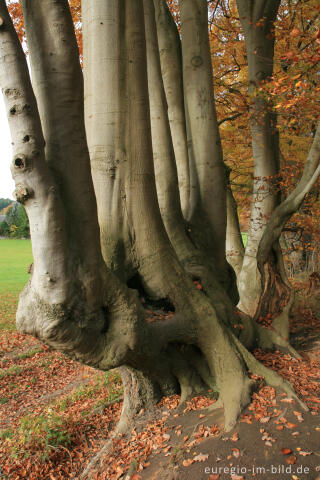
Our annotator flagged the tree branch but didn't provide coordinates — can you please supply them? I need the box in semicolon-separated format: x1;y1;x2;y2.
257;120;320;268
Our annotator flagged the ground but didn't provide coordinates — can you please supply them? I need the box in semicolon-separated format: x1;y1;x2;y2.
0;240;319;479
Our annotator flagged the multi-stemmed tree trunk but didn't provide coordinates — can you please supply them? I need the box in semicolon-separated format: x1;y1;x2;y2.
236;0;291;321
152;0;300;335
152;0;239;301
153;0;190;219
0;0;307;442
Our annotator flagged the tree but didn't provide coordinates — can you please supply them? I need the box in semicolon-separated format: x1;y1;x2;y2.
0;197;12;210
0;220;9;236
1;0;317;439
0;201;29;238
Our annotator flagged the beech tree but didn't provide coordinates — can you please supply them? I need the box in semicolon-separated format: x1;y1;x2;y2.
223;1;320;345
1;0;318;439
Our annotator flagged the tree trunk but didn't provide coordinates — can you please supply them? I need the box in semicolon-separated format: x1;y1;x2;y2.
144;0;239;306
153;0;190;219
179;0;236;297
179;0;226;253
82;0;134;281
236;0;289;318
226;167;245;277
256;121;320;347
144;0;191;266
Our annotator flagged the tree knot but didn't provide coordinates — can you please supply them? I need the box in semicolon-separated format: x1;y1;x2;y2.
13;185;33;204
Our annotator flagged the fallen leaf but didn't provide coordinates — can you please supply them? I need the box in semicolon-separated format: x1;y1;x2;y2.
299;451;312;456
182;459;194;467
260;417;270;423
209;475;219;480
286;423;297;429
281;448;292;455
286;455;297;465
290;27;300;37
306;397;320;404
230;433;239;442
194;453;209;462
232;448;240;458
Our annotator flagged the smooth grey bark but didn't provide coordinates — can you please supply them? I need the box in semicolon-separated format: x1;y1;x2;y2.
143;0;188;263
0;0;306;441
153;0;190;218
236;0;284;317
82;0;134;279
179;0;226;245
149;0;238;304
21;0;103;304
0;0;118;370
144;0;237;306
226;178;245;277
179;0;232;292
0;1;69;306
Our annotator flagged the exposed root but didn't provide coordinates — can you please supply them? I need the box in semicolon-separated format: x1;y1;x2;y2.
80;401;134;480
165;345;211;406
191;346;216;390
206;328;307;432
207;377;253;431
208;397;223;411
81;366;161;479
256;291;302;359
232;334;308;411
80;433;118;480
178;380;193;405
200;319;252;432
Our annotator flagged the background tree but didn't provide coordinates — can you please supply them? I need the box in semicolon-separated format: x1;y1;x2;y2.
0;201;29;238
0;197;12;210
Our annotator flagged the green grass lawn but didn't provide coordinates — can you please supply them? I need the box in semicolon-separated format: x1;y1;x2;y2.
0;239;33;330
241;232;248;247
0;239;33;294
